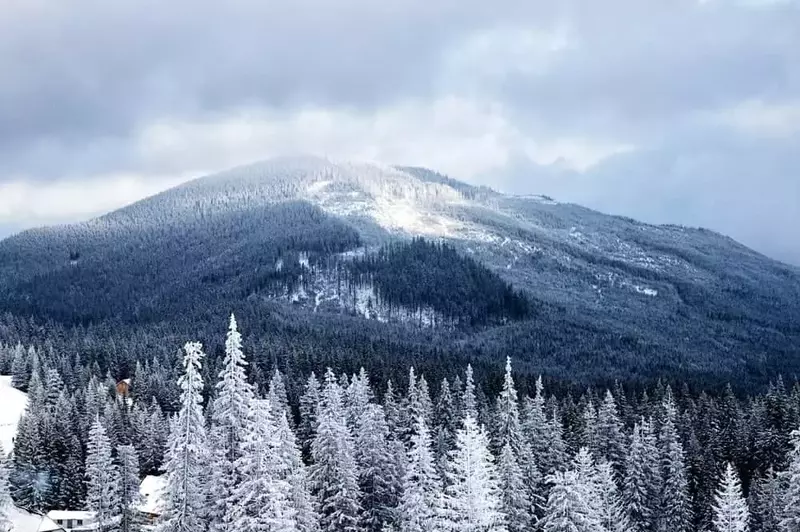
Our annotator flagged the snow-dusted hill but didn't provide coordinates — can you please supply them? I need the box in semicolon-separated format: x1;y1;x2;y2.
1;156;799;382
0;375;28;455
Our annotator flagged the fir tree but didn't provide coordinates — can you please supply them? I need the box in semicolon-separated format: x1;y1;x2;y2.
309;369;362;532
540;470;601;532
748;469;781;532
659;395;692;532
780;428;800;532
398;416;441;532
86;418;119;532
712;463;749;532
595;460;629;532
209;314;256;532
275;412;320;532
0;443;12;532
356;404;400;532
159;342;209;532
440;415;506;532
462;365;477;421
117;445;142;532
623;420;660;532
299;373;322;460
596;390;626;476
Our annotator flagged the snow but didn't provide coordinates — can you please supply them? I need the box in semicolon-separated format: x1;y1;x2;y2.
46;511;96;522
138;475;167;516
8;506;64;532
634;285;658;297
0;375;28;455
306;180;333;194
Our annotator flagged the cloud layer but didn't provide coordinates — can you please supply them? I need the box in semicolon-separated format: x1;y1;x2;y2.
1;0;798;263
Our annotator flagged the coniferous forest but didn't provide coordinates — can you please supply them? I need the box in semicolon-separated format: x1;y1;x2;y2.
2;315;800;532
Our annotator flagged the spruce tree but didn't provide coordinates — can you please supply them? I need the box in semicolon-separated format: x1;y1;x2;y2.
596;390;626;476
595;460;629;532
780;428;800;532
231;400;297;532
86;418;119;532
657;394;692;532
299;372;322;460
398;416;441;532
540;470;600;532
0;443;12;532
309;369;362;532
274;412;320;532
159;342;209;532
209;314;256;532
356;404;400;532
440;415;506;532
712;463;749;532
117;445;142;532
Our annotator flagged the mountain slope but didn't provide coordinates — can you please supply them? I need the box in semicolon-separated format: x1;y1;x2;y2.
1;156;799;386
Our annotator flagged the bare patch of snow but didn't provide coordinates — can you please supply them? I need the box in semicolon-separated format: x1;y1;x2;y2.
0;375;27;455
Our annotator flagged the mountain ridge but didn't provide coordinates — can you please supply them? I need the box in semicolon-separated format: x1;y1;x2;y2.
1;156;799;387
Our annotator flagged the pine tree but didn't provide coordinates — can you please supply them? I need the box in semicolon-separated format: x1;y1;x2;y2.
780;428;800;532
275;412;320;532
623;420;660;532
356;404;400;532
209;314;256;532
398;416;441;532
595;460;629;532
86;418;119;532
433;379;457;481
497;443;532;532
231;399;297;532
462;365;477;421
309;369;362;532
299;373;322;460
596;390;626;475
159;342;209;532
659;394;692;532
748;469;781;532
540;470;601;532
117;445;142;532
0;443;12;532
712;463;749;532
269;368;293;425
440;415;506;532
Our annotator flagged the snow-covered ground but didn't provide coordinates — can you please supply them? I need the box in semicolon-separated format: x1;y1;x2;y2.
7;505;63;532
0;375;28;455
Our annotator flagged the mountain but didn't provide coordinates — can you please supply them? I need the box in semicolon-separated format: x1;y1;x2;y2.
1;156;799;388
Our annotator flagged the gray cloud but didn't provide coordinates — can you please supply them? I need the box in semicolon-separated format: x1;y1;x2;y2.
0;0;798;264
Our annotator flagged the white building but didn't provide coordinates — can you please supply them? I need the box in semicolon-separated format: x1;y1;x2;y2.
46;511;96;531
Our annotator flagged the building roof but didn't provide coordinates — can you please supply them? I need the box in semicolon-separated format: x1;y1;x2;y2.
46;511;96;522
138;475;167;515
8;505;66;532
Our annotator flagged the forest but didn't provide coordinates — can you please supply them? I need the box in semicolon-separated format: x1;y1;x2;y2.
1;316;800;532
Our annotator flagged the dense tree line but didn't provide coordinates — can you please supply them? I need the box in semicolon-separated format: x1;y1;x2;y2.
4;317;800;532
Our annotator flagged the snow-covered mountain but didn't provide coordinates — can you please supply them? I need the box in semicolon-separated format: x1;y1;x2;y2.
1;156;799;383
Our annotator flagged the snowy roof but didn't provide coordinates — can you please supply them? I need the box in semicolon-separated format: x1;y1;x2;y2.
8;505;65;532
0;375;28;455
138;475;167;515
47;511;96;522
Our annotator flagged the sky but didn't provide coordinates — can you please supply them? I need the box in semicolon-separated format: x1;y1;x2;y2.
1;0;799;264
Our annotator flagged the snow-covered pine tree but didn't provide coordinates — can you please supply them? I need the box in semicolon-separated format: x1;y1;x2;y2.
712;463;749;532
623;420;658;532
346;368;373;433
86;418;119;532
269;368;293;425
780;428;800;532
209;314;256;532
275;412;320;532
434;379;457;481
596;390;626;476
462;365;477;421
159;342;209;532
0;443;12;532
540;470;601;532
356;404;400;532
658;393;692;532
309;369;362;532
117;445;142;532
493;358;533;532
582;401;599;456
231;399;297;532
595;460;629;532
299;372;322;460
398;416;442;532
440;415;506;532
748;469;782;532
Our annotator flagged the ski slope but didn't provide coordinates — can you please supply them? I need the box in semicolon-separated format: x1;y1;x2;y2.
0;375;28;455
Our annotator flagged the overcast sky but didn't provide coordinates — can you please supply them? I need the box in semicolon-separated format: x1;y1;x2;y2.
1;0;798;264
